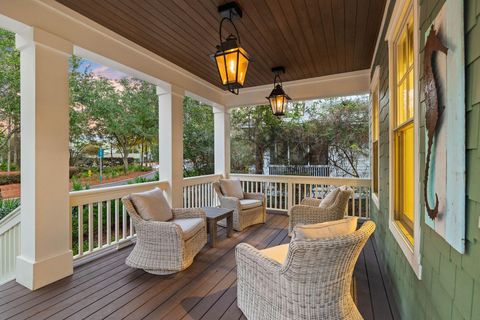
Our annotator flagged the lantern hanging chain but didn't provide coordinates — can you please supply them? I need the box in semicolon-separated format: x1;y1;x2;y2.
218;15;241;46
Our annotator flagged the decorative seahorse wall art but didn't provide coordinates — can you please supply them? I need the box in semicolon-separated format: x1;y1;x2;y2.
423;27;448;220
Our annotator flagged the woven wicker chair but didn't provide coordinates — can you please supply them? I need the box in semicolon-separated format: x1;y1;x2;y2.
288;186;354;233
236;220;376;320
122;195;207;275
213;181;266;231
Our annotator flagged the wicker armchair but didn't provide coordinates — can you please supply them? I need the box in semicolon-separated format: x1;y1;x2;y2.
288;186;354;233
122;195;207;275
213;181;266;231
236;221;376;320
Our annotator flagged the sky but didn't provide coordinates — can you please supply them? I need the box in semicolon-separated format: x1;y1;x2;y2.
76;59;129;80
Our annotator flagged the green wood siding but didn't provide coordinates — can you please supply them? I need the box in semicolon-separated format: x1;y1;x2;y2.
370;0;480;319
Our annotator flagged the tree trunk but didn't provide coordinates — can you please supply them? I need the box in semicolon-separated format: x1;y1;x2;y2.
255;144;264;174
122;147;129;174
140;142;144;168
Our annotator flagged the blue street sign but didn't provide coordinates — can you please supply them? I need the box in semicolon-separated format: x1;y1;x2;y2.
98;148;104;158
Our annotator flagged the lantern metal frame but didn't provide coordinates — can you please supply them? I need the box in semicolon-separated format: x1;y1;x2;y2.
266;66;291;116
213;2;250;95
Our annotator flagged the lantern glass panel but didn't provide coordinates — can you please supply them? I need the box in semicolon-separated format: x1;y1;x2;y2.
215;47;249;86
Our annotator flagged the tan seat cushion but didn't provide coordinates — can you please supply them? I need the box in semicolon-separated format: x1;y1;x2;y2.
260;244;289;264
293;217;358;240
130;187;172;221
239;199;262;210
319;188;340;208
172;218;205;240
219;179;244;199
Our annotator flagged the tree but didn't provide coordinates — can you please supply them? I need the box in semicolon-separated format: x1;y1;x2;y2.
231;105;282;174
322;97;369;177
183;97;214;177
0;28;20;171
230;96;369;177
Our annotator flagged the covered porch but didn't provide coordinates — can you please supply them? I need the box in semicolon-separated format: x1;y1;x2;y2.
0;0;451;318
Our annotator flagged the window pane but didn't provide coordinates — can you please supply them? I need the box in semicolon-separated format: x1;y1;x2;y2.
408;17;414;68
372;90;379;140
396;30;408;83
408;69;414;119
396;80;408;125
394;122;414;243
373;141;379;194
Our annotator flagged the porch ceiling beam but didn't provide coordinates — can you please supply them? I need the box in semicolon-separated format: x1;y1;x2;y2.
224;69;371;108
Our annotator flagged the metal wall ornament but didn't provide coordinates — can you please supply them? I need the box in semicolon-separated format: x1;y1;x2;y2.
423;27;448;220
267;67;291;116
213;2;250;95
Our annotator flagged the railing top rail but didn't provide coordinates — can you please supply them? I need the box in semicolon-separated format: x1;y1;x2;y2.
229;173;371;187
69;180;169;206
182;174;223;186
0;206;21;236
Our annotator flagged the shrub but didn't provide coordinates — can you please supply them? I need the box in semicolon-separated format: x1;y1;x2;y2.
0;198;21;220
0;162;19;171
0;172;21;186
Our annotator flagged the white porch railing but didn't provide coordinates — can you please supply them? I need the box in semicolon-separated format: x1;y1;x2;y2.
181;173;371;218
0;206;21;285
231;174;370;217
69;180;168;260
182;174;222;208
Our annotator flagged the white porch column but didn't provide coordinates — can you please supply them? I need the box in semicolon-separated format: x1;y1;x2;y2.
15;28;73;290
157;85;184;207
213;105;231;178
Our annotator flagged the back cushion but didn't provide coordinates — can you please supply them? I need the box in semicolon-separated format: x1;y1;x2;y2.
130;187;172;221
219;179;244;199
293;217;358;240
319;188;340;208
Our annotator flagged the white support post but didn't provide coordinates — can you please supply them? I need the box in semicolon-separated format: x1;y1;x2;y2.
157;85;184;207
15;28;73;290
213;105;231;178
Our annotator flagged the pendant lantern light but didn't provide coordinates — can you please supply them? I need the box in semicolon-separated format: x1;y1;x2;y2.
267;67;291;116
213;2;250;95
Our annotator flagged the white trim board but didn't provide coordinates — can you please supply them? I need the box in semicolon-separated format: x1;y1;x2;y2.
370;66;381;210
225;69;370;108
386;0;422;280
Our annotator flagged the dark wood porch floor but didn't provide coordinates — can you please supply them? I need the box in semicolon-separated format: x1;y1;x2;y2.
0;213;399;320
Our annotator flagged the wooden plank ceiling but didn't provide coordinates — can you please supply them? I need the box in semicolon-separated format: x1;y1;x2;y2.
56;0;386;88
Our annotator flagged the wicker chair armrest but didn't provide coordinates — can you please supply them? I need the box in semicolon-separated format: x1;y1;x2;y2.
236;243;282;273
219;196;240;209
172;208;206;220
243;192;265;202
300;197;322;206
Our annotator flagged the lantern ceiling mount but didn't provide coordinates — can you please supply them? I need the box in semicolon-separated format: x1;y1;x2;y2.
267;66;291;117
213;1;250;95
218;2;243;20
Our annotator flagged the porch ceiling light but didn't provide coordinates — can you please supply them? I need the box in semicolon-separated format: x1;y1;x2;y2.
213;2;250;95
267;66;291;116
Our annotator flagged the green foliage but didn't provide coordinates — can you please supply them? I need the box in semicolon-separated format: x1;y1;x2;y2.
0;172;20;185
183;97;214;177
71;178;90;191
231;96;369;177
0;162;18;171
0;198;20;220
127;172;159;184
68;56;159;173
0;29;20;169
